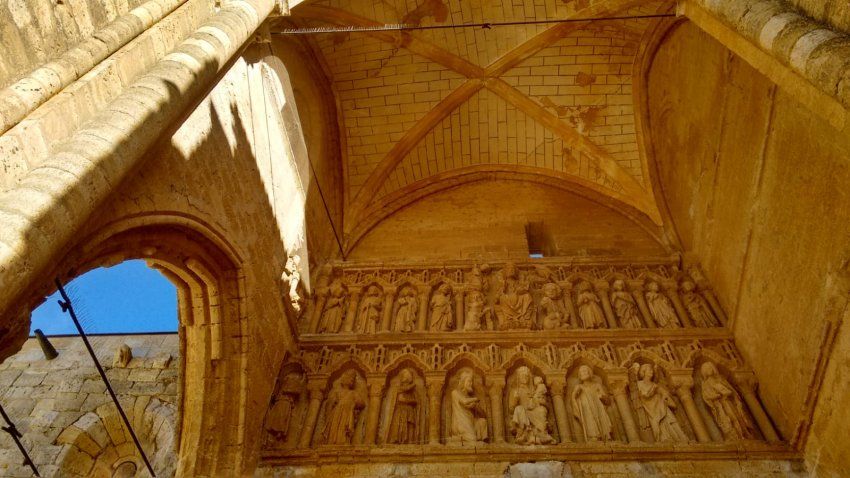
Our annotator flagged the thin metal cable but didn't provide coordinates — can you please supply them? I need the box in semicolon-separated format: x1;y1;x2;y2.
273;13;677;35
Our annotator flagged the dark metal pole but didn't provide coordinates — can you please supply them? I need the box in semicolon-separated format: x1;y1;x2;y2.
0;401;40;476
54;278;156;477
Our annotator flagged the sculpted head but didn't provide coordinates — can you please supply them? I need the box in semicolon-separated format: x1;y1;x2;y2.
399;368;414;385
577;365;594;382
458;370;474;394
368;284;382;296
647;281;660;292
543;282;560;299
503;262;518;278
681;280;696;293
341;370;358;389
612;279;626;292
639;363;654;381
438;283;451;295
516;366;531;384
578;281;592;292
700;362;719;379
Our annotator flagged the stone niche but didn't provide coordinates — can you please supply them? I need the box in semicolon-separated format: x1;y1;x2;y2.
261;260;790;465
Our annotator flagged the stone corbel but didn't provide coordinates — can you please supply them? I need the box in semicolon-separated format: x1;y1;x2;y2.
670;374;712;443
607;374;641;443
733;372;781;442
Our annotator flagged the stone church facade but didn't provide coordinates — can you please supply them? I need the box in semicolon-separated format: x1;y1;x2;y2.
0;0;849;476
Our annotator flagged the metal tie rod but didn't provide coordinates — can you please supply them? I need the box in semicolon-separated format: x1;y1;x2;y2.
55;278;156;477
0;402;40;476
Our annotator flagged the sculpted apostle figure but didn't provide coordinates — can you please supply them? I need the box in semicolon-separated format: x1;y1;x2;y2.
575;281;606;329
449;370;489;444
632;364;687;442
610;280;642;328
539;282;568;330
356;285;383;334
680;280;719;327
495;263;535;330
571;365;613;442
645;282;680;328
322;370;366;445
394;287;419;333
387;369;420;444
508;366;555;445
463;289;491;331
429;283;454;332
700;362;756;440
266;371;305;442
319;279;347;333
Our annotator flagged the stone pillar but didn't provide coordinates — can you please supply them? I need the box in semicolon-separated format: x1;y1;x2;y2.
299;379;327;448
342;287;362;332
560;282;579;328
455;288;465;331
364;378;386;444
418;286;432;332
673;377;711;443
548;377;570;443
308;289;328;333
735;374;780;442
596;282;619;328
380;287;397;332
426;378;443;444
486;376;506;444
631;283;656;328
665;282;692;327
609;375;641;443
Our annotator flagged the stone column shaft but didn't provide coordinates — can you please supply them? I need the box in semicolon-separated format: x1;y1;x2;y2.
736;376;780;442
549;378;570;443
308;293;327;334
299;383;326;448
342;289;361;332
380;289;396;332
596;284;618;328
418;287;431;332
674;380;712;443
364;380;385;444
426;380;443;444
632;288;656;328
610;379;641;443
665;284;692;327
487;377;506;443
455;290;465;331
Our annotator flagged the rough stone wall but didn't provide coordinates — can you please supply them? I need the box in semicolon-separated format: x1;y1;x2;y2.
0;0;149;88
647;21;850;476
0;334;178;477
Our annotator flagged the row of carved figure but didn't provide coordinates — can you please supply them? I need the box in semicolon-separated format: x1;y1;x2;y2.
264;359;779;450
308;263;725;334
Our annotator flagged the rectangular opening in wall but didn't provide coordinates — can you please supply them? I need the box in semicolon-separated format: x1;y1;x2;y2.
525;221;553;258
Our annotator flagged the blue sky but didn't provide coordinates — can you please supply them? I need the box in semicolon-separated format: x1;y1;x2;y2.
30;260;178;335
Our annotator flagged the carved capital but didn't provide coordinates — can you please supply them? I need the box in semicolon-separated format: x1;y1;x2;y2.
594;281;611;292
485;376;506;394
733;372;759;392
417;284;433;295
607;374;630;395
307;379;327;400
367;379;386;397
547;377;567;396
671;375;695;396
383;286;398;296
425;376;445;397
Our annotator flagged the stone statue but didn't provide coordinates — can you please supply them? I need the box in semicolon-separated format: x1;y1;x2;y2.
571;365;613;442
386;369;420;444
356;285;384;334
539;282;569;330
631;363;687;442
321;370;366;445
113;343;132;368
319;279;347;333
495;263;535;330
448;370;488;444
508;366;555;445
266;371;305;442
645;282;680;328
463;289;491;331
394;286;419;333
575;281;606;329
680;280;719;327
700;362;756;440
468;264;490;293
429;283;454;332
610;279;642;328
281;255;304;314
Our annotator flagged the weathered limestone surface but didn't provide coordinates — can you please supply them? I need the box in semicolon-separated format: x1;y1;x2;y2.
0;335;178;478
648;21;850;476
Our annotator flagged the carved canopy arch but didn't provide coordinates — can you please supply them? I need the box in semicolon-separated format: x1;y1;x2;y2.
382;353;432;376
561;350;617;372
501;350;557;376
